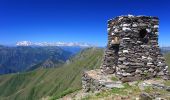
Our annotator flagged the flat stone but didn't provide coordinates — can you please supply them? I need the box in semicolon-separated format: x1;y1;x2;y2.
158;63;166;67
122;24;131;27
123;50;129;53
122;37;130;40
111;32;115;35
122;27;131;31
122;72;132;76
114;28;119;32
118;57;126;61
147;62;153;65
123;62;130;65
142;56;147;59
132;24;138;27
139;23;147;27
146;29;151;33
104;82;124;89
148;68;154;73
130;63;144;66
157;71;164;76
135;69;142;74
121;76;141;82
154;25;159;28
137;41;142;43
147;57;152;60
118;65;127;69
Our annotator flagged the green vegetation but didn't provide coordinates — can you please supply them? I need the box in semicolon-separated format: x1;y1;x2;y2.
0;48;104;100
165;53;170;71
111;76;119;81
164;80;170;86
82;83;141;100
50;88;79;100
143;71;149;77
82;80;170;100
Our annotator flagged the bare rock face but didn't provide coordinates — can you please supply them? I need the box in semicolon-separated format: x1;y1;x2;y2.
101;15;170;81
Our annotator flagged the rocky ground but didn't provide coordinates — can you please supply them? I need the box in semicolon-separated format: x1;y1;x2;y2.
60;77;170;100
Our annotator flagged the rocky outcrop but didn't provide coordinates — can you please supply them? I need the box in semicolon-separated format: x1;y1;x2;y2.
80;78;170;99
82;70;124;92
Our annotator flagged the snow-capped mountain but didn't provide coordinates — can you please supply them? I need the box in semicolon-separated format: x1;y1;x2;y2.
16;41;94;47
16;41;32;46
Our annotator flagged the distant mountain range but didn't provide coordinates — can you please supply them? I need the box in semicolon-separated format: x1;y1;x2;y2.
160;47;170;54
0;46;73;74
16;41;94;47
0;44;169;75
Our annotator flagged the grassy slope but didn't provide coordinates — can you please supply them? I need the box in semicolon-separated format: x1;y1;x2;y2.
0;48;104;100
165;53;170;71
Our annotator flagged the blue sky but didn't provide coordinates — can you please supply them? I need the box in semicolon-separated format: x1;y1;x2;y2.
0;0;170;46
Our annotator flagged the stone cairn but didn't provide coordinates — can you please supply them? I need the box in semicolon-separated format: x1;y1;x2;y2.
82;15;170;92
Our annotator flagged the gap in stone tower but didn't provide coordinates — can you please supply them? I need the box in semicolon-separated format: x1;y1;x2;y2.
139;29;149;43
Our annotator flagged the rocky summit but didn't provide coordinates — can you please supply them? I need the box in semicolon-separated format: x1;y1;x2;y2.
82;15;170;93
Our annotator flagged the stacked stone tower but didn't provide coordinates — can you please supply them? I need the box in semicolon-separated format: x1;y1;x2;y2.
101;15;169;81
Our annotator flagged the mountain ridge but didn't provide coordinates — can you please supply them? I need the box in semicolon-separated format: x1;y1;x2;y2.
0;46;72;75
16;41;95;47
